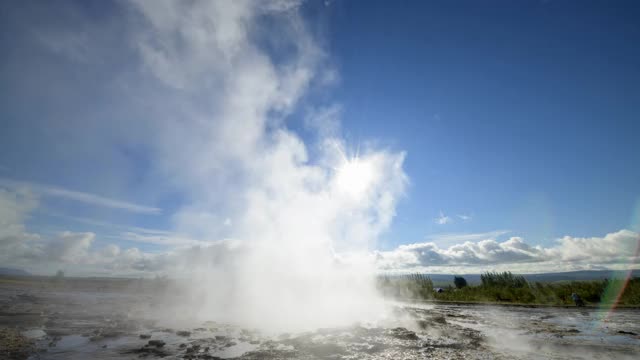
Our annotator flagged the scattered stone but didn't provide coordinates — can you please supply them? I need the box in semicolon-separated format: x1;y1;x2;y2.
389;327;419;340
125;346;170;357
618;330;638;336
148;339;166;347
139;334;152;339
198;355;223;360
101;330;123;338
0;328;34;360
432;315;447;324
177;330;191;337
179;343;187;348
186;344;200;354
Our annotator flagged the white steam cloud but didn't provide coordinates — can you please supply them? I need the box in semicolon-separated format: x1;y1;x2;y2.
2;0;409;331
5;0;638;333
122;0;408;331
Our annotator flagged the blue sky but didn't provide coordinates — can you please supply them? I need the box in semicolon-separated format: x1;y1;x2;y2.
1;0;639;275
321;0;640;248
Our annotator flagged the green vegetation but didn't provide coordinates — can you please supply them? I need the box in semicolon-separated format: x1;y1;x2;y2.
453;276;467;289
378;272;640;306
378;273;434;299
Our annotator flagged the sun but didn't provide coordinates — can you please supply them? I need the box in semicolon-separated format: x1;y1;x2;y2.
335;157;375;199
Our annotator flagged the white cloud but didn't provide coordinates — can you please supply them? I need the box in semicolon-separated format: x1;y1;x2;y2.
100;244;121;258
0;187;152;274
0;188;42;262
376;229;640;273
0;178;161;214
548;230;640;263
435;211;452;225
426;230;510;247
3;185;639;277
304;105;342;138
46;231;95;263
457;214;472;221
115;231;206;247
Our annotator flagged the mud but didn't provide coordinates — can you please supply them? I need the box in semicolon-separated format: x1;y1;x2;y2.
0;279;638;359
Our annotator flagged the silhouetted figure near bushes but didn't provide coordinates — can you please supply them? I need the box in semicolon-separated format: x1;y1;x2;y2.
571;292;584;306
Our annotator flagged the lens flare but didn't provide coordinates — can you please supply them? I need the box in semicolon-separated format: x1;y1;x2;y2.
595;198;640;324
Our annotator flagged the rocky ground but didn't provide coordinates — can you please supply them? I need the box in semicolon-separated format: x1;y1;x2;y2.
0;278;639;360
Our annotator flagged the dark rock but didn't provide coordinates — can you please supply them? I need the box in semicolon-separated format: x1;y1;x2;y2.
177;330;191;337
186;344;200;354
389;327;419;340
139;334;152;339
125;346;170;357
148;339;166;347
618;330;638;336
198;355;223;360
432;315;447;324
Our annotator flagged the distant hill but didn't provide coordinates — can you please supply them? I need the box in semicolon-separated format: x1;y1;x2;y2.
521;269;640;282
0;267;31;276
421;269;640;286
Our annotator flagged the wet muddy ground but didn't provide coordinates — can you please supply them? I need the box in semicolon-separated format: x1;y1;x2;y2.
0;279;639;359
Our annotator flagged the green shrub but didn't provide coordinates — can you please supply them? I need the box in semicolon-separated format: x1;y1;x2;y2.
378;272;640;306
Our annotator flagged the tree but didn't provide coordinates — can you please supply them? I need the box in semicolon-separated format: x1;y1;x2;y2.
454;276;468;289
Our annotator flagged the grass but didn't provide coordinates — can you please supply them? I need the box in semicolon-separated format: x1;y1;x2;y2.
378;272;640;306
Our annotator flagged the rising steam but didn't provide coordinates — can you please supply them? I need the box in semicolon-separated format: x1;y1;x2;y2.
121;1;409;331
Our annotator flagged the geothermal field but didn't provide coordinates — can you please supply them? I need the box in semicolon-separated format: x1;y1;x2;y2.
1;276;639;360
2;1;640;360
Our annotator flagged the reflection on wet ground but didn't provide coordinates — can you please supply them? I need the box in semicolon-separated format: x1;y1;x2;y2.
1;281;638;359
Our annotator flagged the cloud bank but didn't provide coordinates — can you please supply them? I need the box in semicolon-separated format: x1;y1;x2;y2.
376;230;640;274
2;185;638;276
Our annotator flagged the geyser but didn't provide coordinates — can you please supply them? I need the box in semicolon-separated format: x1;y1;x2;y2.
122;1;409;331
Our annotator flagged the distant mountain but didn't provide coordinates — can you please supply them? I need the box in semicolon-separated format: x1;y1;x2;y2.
0;267;31;276
421;269;640;285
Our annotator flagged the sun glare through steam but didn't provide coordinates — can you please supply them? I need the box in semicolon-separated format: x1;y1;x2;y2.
335;156;376;200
